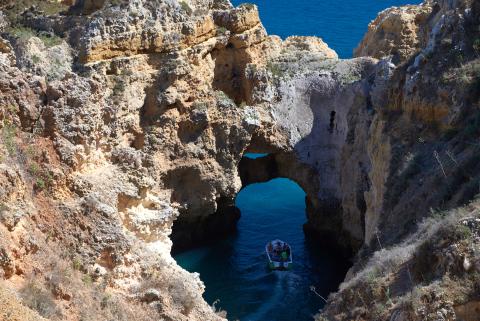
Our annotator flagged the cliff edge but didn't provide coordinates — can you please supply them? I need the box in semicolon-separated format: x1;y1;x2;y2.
0;0;479;320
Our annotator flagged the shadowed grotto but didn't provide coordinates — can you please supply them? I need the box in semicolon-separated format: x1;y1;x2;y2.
172;151;355;260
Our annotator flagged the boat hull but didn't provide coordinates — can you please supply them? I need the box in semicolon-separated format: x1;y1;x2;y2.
268;261;292;270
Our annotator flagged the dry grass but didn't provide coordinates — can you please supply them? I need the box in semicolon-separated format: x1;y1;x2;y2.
137;266;202;316
342;203;476;291
320;198;480;321
20;280;60;319
18;255;159;321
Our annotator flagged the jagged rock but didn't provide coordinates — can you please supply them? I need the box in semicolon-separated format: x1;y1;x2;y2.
455;301;480;321
142;288;161;303
463;256;472;271
51;283;72;301
0;12;7;32
355;3;432;62
92;263;107;277
0;38;15;65
0;0;479;320
0;208;28;231
0;165;26;206
76;0;107;14
13;37;73;81
0;248;14;279
213;3;260;33
389;311;410;321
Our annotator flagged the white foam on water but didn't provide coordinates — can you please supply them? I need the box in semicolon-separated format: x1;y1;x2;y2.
243;271;304;321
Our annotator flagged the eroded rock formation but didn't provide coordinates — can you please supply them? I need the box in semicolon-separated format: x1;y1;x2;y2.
0;0;479;320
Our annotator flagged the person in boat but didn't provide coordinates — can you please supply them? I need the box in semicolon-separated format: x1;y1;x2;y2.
268;242;278;260
274;241;281;257
281;250;288;262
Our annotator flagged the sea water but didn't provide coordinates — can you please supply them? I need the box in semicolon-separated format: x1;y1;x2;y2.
175;1;421;319
231;0;421;58
175;177;349;320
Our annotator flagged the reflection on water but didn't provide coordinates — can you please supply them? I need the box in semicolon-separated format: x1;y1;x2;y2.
175;178;349;321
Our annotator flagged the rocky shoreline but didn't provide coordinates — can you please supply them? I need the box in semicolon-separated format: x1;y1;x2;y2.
0;0;479;320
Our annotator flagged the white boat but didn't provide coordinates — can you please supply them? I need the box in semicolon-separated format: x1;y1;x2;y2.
265;239;292;270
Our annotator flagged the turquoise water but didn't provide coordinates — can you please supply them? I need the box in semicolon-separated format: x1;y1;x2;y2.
176;1;423;319
175;177;349;321
231;0;421;58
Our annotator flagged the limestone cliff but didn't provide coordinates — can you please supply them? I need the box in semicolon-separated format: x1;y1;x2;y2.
0;0;479;321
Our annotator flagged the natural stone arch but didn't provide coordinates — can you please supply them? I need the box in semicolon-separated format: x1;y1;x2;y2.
238;151;353;258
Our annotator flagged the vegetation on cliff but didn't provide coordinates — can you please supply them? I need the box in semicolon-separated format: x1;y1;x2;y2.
0;0;479;320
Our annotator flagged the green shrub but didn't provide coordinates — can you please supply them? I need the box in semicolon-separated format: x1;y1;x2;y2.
443;59;480;87
82;274;93;286
452;224;472;240
266;61;285;78
341;71;361;85
473;39;480;56
179;1;192;15
29;162;40;175
31;54;41;64
72;257;82;271
35;178;46;191
239;3;255;9
454;51;464;66
112;79;125;96
7;26;63;48
215;90;234;107
2;122;17;156
371;302;388;320
38;33;63;48
7;26;36;40
3;0;67;23
217;26;227;35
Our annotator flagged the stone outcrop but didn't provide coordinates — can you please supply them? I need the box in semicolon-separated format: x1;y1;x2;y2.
0;0;480;320
354;3;432;63
246;55;380;250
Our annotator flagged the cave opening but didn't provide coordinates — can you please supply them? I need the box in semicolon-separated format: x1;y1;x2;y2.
173;153;351;321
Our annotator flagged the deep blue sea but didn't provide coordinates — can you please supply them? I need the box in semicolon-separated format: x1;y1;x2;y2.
175;1;421;319
231;0;421;58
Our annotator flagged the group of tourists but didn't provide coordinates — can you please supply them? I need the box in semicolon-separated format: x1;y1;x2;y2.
267;240;290;262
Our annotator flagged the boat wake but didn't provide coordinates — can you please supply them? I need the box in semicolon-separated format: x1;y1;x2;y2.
243;271;303;321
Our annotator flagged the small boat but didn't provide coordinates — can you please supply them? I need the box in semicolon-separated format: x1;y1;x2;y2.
265;239;292;270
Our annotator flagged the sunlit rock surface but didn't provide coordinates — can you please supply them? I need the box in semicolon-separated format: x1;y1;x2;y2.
0;0;479;320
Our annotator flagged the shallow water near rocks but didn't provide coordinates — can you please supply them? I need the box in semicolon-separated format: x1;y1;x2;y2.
175;176;350;321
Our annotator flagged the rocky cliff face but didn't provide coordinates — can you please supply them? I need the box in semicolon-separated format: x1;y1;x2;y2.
317;0;480;319
0;0;479;320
